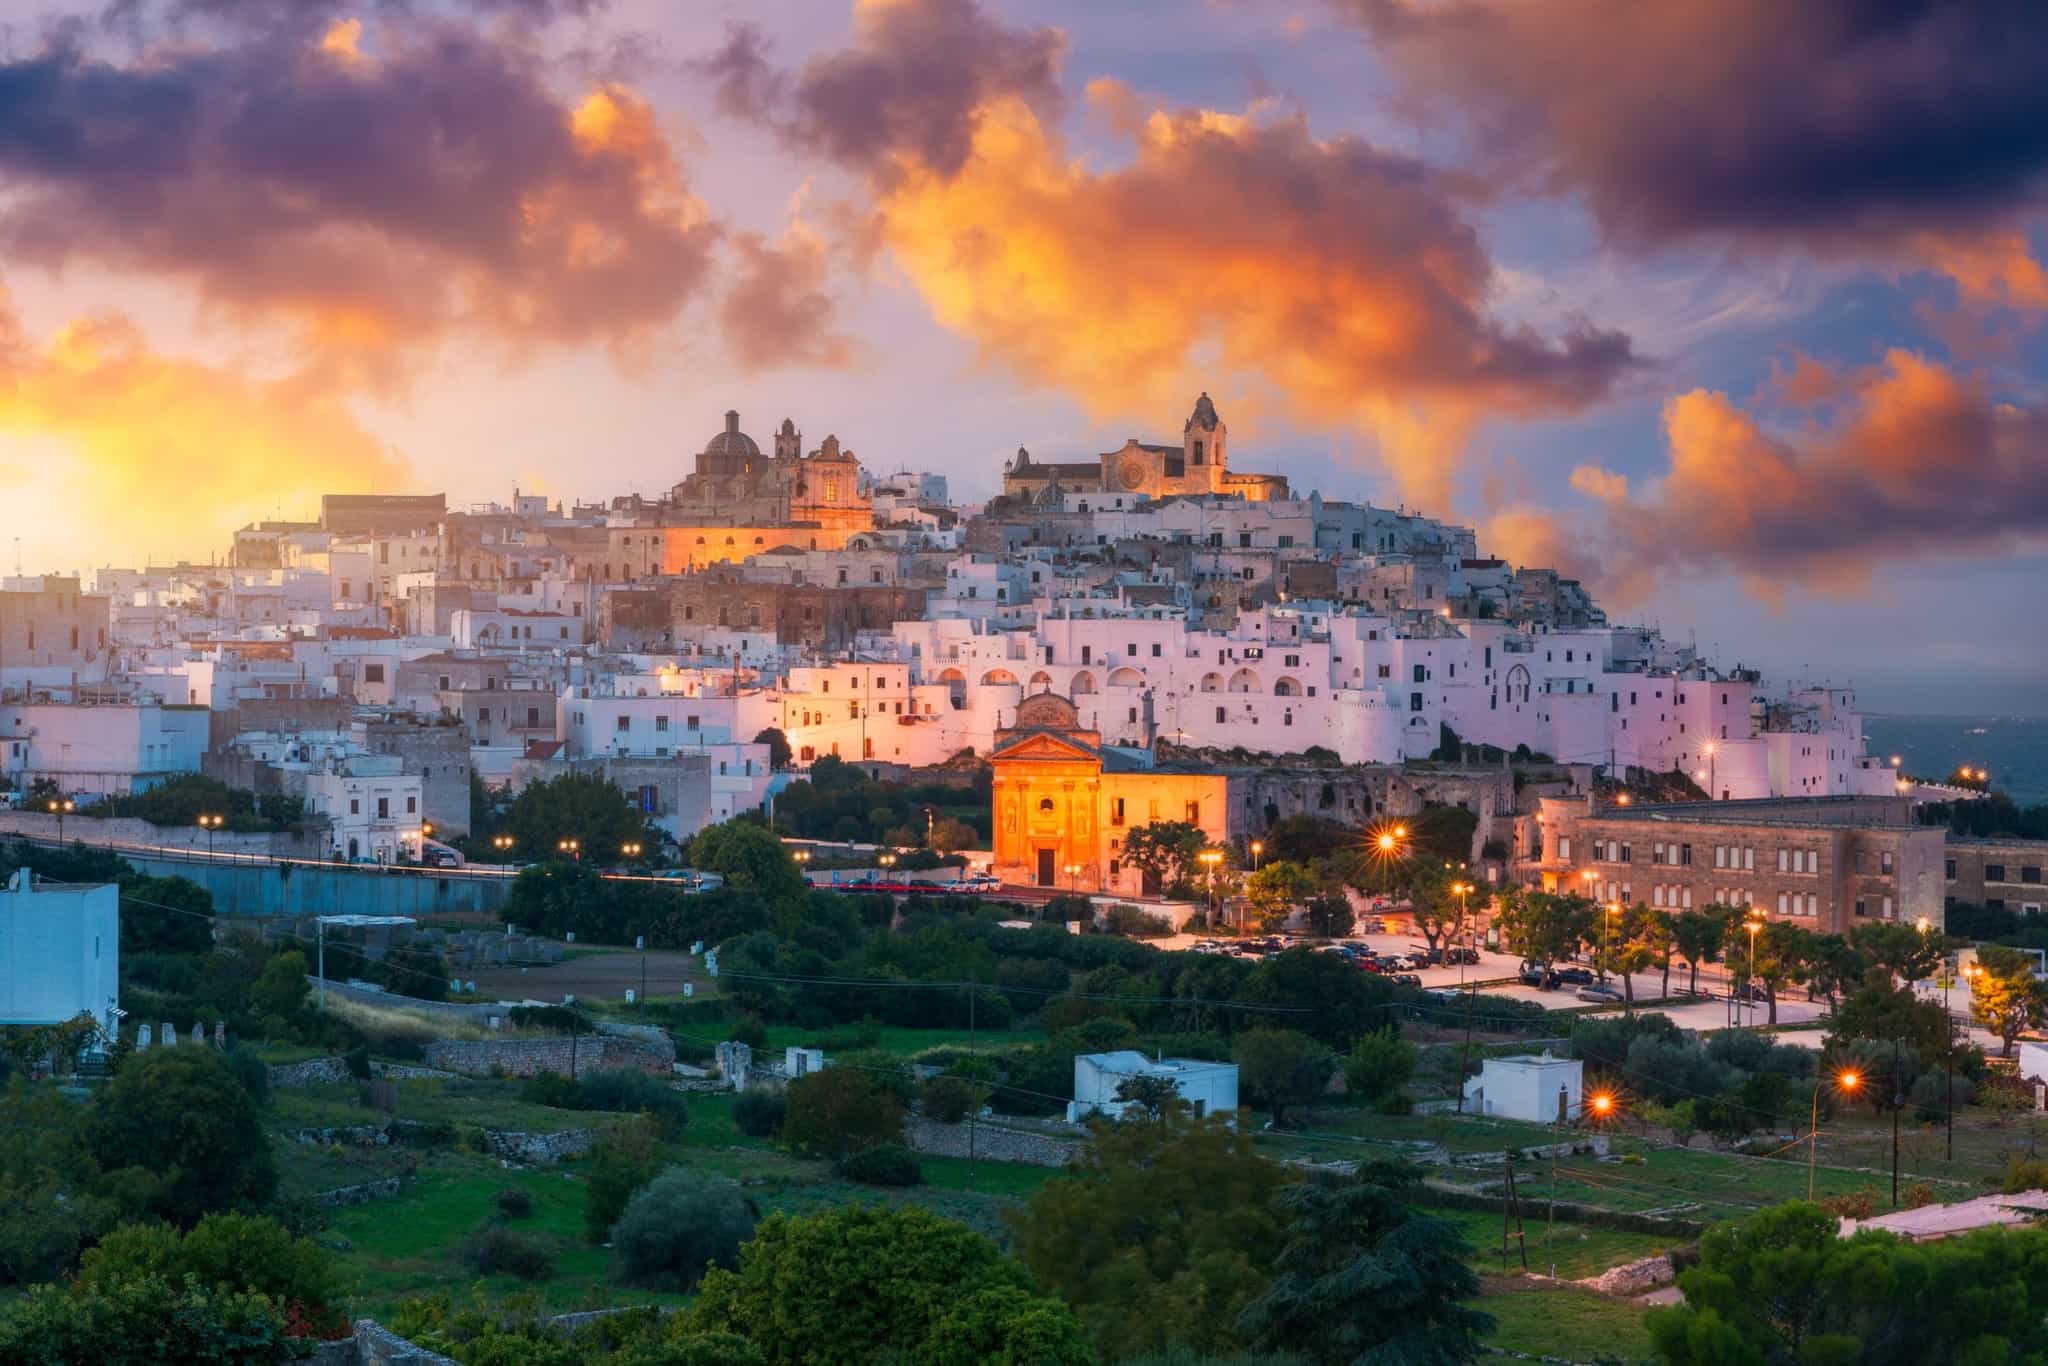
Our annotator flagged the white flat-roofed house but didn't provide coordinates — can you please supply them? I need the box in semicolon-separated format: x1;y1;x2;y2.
1069;1050;1239;1124
0;870;119;1032
1462;1052;1583;1124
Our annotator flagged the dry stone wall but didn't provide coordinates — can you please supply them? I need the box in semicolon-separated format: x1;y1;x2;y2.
422;1036;669;1078
905;1116;1082;1168
483;1128;595;1164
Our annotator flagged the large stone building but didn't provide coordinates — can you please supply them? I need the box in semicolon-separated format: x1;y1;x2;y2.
1000;393;1287;507
1945;838;2048;916
1523;794;1944;934
664;411;872;538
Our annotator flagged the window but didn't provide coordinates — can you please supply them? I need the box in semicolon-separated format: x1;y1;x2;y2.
1946;858;1957;880
1778;848;1789;872
376;797;389;818
1413;663;1427;683
1185;801;1200;823
1715;845;1727;869
655;715;670;733
1151;642;1162;657
1680;843;1692;867
477;707;490;723
687;715;700;730
364;663;385;684
616;715;632;732
1110;797;1124;826
1987;864;2007;883
1558;837;1571;861
406;796;417;813
527;706;541;728
350;798;360;815
1744;847;1755;871
2026;867;2043;885
1409;692;1423;712
1039;798;1054;813
1216;706;1227;722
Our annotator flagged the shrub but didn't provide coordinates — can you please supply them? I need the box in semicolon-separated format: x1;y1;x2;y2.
522;1070;584;1109
835;1050;917;1104
494;1187;534;1220
342;1044;372;1080
921;1075;982;1124
1103;903;1171;938
836;1144;923;1187
579;1069;690;1134
729;1013;769;1049
508;1004;585;1034
584;1116;665;1243
2005;1158;2048;1194
78;1212;345;1337
1903;1182;1937;1210
783;1068;905;1159
223;1044;272;1107
1043;895;1093;924
460;1226;554;1280
732;1090;786;1139
610;1172;756;1291
1816;1191;1876;1219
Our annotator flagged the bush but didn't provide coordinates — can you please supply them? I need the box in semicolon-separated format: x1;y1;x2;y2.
783;1068;905;1159
1103;904;1171;938
77;1212;345;1337
343;1044;372;1080
494;1187;534;1220
610;1172;756;1291
921;1075;981;1124
223;1044;272;1107
508;1004;584;1034
522;1070;584;1109
731;1090;786;1139
2005;1159;2048;1194
460;1226;554;1280
584;1116;665;1243
729;1013;769;1049
1043;895;1093;924
836;1144;923;1187
579;1069;690;1134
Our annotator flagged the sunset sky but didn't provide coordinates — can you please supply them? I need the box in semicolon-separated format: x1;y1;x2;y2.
3;0;2044;712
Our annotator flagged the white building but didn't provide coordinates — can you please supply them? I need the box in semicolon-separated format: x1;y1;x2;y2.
0;698;207;797
286;754;426;863
1068;1050;1239;1124
1461;1052;1583;1124
0;869;119;1032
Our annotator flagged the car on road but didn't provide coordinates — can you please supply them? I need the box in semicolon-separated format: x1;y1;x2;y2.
1577;984;1625;1004
1730;982;1768;1003
1382;954;1424;971
1552;966;1596;986
1440;946;1481;966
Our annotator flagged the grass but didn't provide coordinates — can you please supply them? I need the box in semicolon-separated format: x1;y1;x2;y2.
1422;1205;1674;1281
272;1078;593;1137
760;1022;1048;1057
322;1156;677;1322
1476;1279;1660;1364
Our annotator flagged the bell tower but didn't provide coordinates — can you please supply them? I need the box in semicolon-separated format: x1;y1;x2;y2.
1183;392;1226;492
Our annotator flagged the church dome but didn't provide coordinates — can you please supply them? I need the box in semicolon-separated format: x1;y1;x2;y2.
698;409;761;477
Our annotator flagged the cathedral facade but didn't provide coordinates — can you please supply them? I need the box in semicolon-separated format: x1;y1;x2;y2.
665;410;871;537
1000;393;1287;508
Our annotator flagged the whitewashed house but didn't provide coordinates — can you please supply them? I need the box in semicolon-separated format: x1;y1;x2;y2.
1462;1052;1582;1124
1068;1050;1239;1124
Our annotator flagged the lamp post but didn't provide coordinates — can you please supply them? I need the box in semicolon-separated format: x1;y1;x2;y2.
621;841;643;868
48;797;74;844
1919;915;1956;1161
1809;1069;1861;1199
1549;1089;1617;1277
1453;880;1477;1114
1745;913;1764;1028
1603;900;1622;992
1199;850;1223;928
1249;840;1263;873
492;833;516;863
1063;861;1082;894
1703;742;1717;800
558;838;581;863
197;812;223;861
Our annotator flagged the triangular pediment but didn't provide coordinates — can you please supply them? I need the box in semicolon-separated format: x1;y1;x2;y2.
991;730;1101;764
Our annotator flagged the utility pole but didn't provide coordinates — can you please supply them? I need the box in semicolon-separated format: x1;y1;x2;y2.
1892;1035;1903;1208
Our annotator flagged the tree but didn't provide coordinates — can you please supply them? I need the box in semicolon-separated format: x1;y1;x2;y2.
1234;947;1395;1051
1234;1028;1333;1128
584;1114;665;1243
1494;889;1593;970
1849;921;1944;985
1751;921;1817;1026
1647;1200;2048;1364
1826;976;1951;1060
926;815;977;854
1244;861;1315;932
1669;907;1731;996
1304;893;1354;939
1804;934;1867;1012
1409;864;1476;960
687;819;806;904
751;727;793;772
88;1048;275;1228
1343;1027;1416;1109
690;1205;1089;1364
611;1172;756;1292
0;1273;302;1366
1972;945;2047;1058
781;1067;904;1159
1008;1110;1294;1358
1235;1164;1492;1365
78;1212;344;1338
1119;821;1207;896
1595;903;1665;1007
115;874;215;955
503;772;659;865
249;948;310;1027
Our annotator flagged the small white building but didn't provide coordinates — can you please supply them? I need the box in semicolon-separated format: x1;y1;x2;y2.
1069;1050;1239;1124
1462;1052;1582;1124
0;869;119;1032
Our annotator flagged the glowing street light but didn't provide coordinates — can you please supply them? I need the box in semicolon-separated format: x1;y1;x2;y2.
1810;1069;1861;1198
1198;849;1224;924
1249;839;1263;872
197;812;224;861
1548;1088;1621;1276
492;833;516;857
558;837;581;862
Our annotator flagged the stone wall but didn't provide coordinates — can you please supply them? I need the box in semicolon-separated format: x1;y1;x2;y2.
320;1177;405;1209
904;1115;1082;1168
354;1322;460;1366
1580;1253;1676;1297
422;1036;669;1078
294;1125;389;1148
271;1056;354;1088
483;1128;595;1164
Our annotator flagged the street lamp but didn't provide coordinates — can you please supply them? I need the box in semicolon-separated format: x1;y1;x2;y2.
1250;839;1263;873
1602;900;1621;988
1809;1069;1861;1199
1743;913;1765;1028
1063;861;1083;893
492;833;516;860
558;838;581;862
1199;849;1224;927
621;841;643;865
197;812;224;860
1702;743;1717;800
1548;1089;1619;1276
48;798;75;843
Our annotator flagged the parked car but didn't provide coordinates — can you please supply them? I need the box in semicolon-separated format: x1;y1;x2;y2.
1731;982;1768;1003
1441;946;1481;966
1421;987;1460;1005
1518;966;1550;988
1392;973;1423;987
1383;954;1424;972
1577;984;1625;1004
1553;966;1596;986
1354;957;1388;974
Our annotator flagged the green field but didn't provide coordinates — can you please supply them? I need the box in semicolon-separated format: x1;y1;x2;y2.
1422;1205;1675;1280
759;1021;1048;1057
1477;1279;1660;1364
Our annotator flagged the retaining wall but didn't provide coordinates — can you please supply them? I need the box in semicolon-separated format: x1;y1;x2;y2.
319;1178;405;1209
422;1036;670;1078
904;1115;1082;1168
483;1128;595;1164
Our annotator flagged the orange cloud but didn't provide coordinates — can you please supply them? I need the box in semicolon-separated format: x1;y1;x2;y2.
0;294;405;565
872;96;1634;509
719;215;857;373
1568;465;1627;502
1593;351;2048;599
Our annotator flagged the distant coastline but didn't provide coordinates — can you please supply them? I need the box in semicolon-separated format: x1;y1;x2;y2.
1864;714;2048;806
